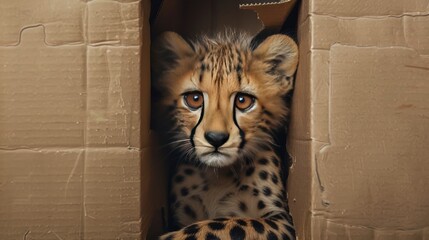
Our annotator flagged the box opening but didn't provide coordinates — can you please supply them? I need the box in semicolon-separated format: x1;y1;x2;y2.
148;0;298;238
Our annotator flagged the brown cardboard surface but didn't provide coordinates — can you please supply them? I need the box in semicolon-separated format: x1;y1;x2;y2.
288;0;429;239
84;149;142;239
0;0;145;239
310;0;429;17
0;150;84;239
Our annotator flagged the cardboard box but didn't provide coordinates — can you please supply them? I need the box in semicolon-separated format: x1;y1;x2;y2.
288;0;429;239
0;0;147;239
2;0;428;239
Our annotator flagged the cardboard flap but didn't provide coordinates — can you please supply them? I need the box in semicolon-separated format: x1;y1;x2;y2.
152;0;296;37
239;0;296;30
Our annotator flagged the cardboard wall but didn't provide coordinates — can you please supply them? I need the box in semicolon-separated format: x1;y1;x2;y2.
0;0;145;239
288;0;429;239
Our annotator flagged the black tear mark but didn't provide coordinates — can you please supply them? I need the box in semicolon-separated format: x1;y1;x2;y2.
190;104;204;147
233;104;246;149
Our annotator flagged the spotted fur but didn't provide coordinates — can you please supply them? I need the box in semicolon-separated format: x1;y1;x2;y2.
153;31;298;240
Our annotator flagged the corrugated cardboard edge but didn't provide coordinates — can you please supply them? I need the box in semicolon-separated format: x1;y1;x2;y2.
239;0;296;30
141;0;169;239
287;11;314;239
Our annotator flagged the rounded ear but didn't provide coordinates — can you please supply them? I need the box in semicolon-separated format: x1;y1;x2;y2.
152;31;194;79
252;34;298;90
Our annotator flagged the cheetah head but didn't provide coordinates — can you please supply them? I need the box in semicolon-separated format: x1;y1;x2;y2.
153;31;298;167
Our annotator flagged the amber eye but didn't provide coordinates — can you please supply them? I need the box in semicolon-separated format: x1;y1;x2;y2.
235;93;256;111
184;91;204;110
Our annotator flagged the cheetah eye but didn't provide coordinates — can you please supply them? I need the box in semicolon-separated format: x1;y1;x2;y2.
235;93;256;112
183;91;204;110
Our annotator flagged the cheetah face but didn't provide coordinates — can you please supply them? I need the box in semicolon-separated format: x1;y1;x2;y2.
153;32;298;167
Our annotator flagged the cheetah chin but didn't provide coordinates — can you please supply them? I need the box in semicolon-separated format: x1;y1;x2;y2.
199;151;236;167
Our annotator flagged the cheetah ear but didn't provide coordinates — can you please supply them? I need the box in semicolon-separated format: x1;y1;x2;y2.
252;34;298;91
152;31;194;80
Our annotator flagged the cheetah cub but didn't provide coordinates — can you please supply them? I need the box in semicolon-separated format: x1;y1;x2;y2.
153;31;298;240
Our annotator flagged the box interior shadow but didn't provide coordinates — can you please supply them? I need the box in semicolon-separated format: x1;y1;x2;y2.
147;0;299;238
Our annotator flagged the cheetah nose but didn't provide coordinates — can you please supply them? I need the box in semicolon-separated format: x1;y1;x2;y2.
204;131;229;148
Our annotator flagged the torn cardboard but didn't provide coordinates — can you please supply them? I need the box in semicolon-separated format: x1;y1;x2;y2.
0;0;146;239
239;0;296;31
288;0;429;239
